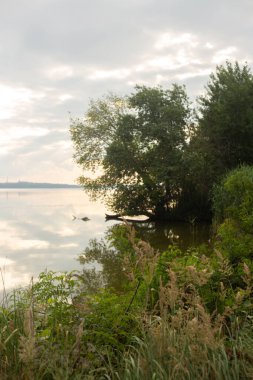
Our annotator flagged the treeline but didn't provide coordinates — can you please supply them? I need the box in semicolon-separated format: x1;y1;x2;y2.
70;61;253;221
0;181;79;189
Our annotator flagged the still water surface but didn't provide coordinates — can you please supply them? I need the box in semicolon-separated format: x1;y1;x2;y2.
0;189;210;292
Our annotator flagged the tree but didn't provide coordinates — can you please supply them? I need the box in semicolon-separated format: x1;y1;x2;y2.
198;61;253;180
176;61;253;221
70;85;190;220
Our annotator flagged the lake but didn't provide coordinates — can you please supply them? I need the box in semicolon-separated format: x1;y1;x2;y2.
0;189;210;293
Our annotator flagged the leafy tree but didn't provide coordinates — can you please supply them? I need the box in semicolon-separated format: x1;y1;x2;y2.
70;85;190;220
176;61;253;221
198;61;253;180
175;136;213;221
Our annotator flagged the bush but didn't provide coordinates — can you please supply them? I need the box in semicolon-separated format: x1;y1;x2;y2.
212;166;253;263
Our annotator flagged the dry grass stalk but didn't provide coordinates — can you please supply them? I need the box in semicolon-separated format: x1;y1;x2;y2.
141;263;229;374
242;263;252;293
23;306;34;338
126;224;160;284
71;319;84;358
158;270;179;316
215;249;233;277
18;301;37;379
18;335;36;365
185;265;212;286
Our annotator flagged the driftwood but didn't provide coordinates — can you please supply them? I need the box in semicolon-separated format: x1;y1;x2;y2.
105;213;150;223
73;215;90;221
105;213;121;220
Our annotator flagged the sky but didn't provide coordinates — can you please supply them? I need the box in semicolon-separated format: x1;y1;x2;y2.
0;0;252;184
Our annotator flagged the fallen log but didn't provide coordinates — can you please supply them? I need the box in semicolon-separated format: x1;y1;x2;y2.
105;213;150;223
105;213;121;220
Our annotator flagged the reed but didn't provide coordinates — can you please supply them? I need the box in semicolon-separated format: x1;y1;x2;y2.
0;228;253;379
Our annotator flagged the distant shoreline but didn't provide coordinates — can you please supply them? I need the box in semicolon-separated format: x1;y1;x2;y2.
0;181;80;189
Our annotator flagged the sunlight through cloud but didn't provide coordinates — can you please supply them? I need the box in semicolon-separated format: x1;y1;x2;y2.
0;85;34;120
154;32;199;50
45;65;74;80
212;47;238;64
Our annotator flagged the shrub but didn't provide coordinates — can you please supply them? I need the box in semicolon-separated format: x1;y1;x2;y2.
212;166;253;263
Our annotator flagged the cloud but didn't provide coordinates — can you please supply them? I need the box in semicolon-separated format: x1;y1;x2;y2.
0;126;50;156
44;65;75;80
0;0;252;183
0;220;50;251
176;69;212;81
212;47;238;64
0;257;14;267
154;32;199;50
88;68;131;80
0;84;36;120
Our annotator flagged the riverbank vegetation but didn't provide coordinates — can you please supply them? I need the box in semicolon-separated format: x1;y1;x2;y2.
1;61;252;378
1;166;253;379
70;61;253;222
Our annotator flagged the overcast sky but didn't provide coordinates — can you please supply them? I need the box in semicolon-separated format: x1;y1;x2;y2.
0;0;252;184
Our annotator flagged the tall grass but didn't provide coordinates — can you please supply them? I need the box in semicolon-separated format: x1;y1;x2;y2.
0;227;253;379
109;268;253;379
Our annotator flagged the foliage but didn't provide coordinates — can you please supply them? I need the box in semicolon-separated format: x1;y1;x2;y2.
70;84;190;219
197;61;253;183
212;166;253;264
1;222;253;378
0;269;140;379
175;136;213;221
111;303;253;380
212;165;253;224
170;61;253;221
71;61;253;222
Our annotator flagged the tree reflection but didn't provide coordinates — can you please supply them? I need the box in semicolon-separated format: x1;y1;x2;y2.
131;220;211;251
77;224;132;293
77;221;210;293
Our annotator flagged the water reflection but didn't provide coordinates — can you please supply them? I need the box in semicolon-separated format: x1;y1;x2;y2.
77;222;211;293
78;237;127;293
133;221;211;251
0;189;117;292
0;189;210;294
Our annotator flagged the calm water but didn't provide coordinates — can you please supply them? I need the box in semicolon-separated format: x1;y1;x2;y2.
0;189;210;292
